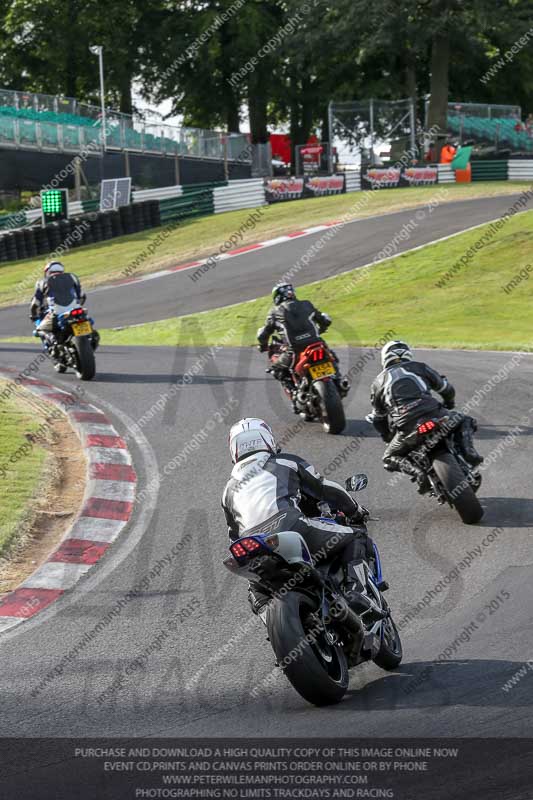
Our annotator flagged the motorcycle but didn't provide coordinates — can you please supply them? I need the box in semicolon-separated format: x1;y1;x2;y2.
266;335;349;434
369;411;484;525
223;473;402;707
34;302;98;381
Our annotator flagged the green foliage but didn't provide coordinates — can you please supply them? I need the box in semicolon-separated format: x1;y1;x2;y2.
0;0;531;141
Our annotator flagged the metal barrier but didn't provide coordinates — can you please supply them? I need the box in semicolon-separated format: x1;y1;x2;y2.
132;185;184;202
471;160;508;181
508;160;533;181
344;171;361;192
213;179;266;214
437;165;456;184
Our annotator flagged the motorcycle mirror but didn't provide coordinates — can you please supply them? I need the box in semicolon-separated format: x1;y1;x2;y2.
365;413;375;424
345;473;368;492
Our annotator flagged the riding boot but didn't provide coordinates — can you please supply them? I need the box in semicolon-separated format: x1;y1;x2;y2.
458;417;483;466
384;455;430;494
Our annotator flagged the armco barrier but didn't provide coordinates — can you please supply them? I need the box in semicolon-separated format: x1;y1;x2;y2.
508;160;533;181
159;187;215;224
213;178;266;214
132;185;183;202
345;171;361;192
471;160;508;181
437;164;456;184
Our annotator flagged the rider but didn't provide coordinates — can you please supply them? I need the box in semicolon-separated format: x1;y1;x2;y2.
222;418;385;616
30;261;98;349
257;282;350;400
369;340;482;492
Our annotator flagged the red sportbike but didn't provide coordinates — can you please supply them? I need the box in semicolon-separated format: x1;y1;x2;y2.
266;336;349;434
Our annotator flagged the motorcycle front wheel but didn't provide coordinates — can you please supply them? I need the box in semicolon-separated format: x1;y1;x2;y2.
267;592;348;706
373;616;403;670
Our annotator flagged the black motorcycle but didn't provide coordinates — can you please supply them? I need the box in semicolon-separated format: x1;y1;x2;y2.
223;474;402;707
35;304;98;381
374;412;484;525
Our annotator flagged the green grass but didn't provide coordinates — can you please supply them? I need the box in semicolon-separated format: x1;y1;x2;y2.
0;181;530;308
99;209;533;352
0;383;48;556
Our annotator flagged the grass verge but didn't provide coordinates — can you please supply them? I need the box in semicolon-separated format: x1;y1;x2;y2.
0;382;48;557
99;209;533;352
0;181;530;308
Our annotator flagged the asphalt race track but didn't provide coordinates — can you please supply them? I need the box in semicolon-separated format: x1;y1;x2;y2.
1;192;532;335
0;195;533;789
0;341;532;741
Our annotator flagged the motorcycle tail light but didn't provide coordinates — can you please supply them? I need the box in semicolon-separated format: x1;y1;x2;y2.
70;308;83;317
231;542;247;558
418;420;437;434
241;537;261;552
311;347;325;362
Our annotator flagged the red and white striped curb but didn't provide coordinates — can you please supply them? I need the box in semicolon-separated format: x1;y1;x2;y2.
0;369;136;632
111;221;345;288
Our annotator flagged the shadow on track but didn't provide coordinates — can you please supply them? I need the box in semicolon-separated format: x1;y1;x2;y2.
478;497;533;528
95;372;264;385
342;658;533;714
477;424;533;439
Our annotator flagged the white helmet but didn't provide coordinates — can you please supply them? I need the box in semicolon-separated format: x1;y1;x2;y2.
228;418;278;464
44;261;65;278
381;340;413;369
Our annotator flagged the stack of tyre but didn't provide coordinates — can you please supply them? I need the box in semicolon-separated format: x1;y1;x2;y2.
0;200;161;263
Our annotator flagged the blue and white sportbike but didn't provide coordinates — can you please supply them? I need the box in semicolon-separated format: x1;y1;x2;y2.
223;473;403;706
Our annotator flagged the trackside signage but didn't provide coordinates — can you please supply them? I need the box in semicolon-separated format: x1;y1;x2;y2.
265;174;345;203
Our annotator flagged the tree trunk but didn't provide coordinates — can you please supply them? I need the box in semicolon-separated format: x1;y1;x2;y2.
226;102;240;133
248;77;268;143
321;105;330;144
65;0;79;97
119;72;133;115
427;28;450;159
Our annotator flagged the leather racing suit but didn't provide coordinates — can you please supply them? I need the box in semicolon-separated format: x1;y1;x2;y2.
257;299;348;401
257;298;331;369
222;450;378;613
370;359;481;482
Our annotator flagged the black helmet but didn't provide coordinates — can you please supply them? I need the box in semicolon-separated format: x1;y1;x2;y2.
272;282;295;305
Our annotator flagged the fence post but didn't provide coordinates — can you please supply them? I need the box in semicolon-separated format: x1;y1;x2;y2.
369;98;375;164
327;101;334;173
409;98;417;157
224;136;229;181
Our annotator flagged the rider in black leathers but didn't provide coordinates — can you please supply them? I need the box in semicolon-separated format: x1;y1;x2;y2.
369;340;482;492
257;282;350;401
223;418;385;616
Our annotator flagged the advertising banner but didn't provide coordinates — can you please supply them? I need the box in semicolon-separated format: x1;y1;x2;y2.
264;177;304;203
401;166;438;186
362;167;401;190
304;174;345;197
301;144;323;173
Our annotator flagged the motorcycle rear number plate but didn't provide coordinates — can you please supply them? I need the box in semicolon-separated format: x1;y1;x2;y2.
309;362;335;379
72;321;92;336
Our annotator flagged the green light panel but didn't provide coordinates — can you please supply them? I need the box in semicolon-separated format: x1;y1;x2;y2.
42;190;65;214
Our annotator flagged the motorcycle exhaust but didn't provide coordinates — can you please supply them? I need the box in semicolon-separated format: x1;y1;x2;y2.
327;596;365;657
